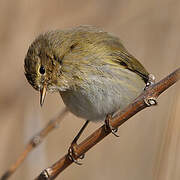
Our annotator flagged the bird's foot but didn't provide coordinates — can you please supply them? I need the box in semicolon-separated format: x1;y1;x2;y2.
144;97;158;107
144;74;158;106
145;74;156;89
105;114;119;137
67;121;89;165
68;142;85;165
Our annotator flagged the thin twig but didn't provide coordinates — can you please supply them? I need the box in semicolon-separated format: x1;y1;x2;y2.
35;68;180;180
0;108;68;180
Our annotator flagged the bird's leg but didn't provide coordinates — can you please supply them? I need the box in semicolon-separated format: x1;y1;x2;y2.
105;114;119;137
68;120;89;165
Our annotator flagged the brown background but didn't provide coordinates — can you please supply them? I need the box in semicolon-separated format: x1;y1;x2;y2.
0;1;179;180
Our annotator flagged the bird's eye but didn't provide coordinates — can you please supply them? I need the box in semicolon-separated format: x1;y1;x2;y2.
39;66;45;75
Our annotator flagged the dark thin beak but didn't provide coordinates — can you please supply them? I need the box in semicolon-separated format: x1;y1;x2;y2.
40;84;47;107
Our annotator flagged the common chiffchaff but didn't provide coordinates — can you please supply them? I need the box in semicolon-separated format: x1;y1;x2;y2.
24;25;150;161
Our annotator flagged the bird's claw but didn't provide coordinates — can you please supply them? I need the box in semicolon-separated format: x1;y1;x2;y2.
68;143;85;165
143;74;157;106
39;168;52;179
145;74;156;89
144;97;158;106
105;114;119;137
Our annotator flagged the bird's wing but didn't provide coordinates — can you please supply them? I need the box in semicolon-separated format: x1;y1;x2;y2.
111;50;149;83
104;37;149;83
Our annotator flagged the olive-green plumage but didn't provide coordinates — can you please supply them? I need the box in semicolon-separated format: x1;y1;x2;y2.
24;25;149;121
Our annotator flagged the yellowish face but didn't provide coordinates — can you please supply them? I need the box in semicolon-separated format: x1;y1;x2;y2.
24;45;62;90
24;39;64;106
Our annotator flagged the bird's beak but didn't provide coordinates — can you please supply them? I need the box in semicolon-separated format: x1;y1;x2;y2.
40;84;47;107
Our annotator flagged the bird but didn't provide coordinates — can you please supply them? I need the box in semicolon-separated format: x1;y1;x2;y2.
24;25;149;163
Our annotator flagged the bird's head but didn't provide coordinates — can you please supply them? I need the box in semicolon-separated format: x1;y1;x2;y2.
24;31;73;106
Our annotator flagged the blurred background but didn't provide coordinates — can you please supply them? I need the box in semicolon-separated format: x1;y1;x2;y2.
0;0;179;180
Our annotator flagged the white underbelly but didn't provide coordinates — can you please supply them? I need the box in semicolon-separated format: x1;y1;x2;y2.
60;70;145;121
